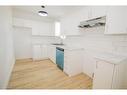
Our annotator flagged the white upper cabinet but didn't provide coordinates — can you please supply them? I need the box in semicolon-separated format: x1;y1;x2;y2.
79;6;127;35
105;7;127;34
31;21;55;36
60;7;107;36
13;18;55;36
91;6;107;18
60;16;81;36
13;18;24;27
13;18;32;28
60;8;88;36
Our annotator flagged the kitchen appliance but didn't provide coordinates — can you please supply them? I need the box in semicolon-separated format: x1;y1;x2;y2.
56;47;64;70
78;16;106;28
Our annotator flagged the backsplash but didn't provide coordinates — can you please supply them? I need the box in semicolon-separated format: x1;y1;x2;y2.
63;36;83;47
32;36;61;44
64;26;127;56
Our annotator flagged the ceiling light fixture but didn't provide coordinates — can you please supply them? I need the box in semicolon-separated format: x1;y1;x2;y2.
38;6;48;16
38;11;48;16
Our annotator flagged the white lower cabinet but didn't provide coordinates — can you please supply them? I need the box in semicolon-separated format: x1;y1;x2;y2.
93;59;127;89
83;53;96;78
41;45;48;59
48;45;56;63
32;44;56;63
64;49;83;76
32;45;42;60
32;44;48;61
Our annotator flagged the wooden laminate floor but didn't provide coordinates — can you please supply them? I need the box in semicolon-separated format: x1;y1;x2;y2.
8;59;92;89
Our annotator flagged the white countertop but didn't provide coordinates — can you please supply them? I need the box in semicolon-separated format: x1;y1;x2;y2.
52;45;84;51
84;49;127;65
32;43;84;50
32;43;127;64
53;45;127;64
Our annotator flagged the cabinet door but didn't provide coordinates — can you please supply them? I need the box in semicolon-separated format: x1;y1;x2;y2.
13;18;32;28
83;53;96;78
112;63;126;89
41;45;48;59
60;8;88;36
32;21;54;36
91;6;107;18
23;20;32;28
51;46;56;63
64;56;71;76
105;7;127;34
31;22;40;35
48;46;56;63
13;18;24;27
32;45;42;60
64;50;83;76
93;60;114;89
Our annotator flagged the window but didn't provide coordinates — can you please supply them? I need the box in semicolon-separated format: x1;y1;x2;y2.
55;21;60;36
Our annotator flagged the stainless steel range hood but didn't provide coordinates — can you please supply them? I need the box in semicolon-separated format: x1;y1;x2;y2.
78;16;106;28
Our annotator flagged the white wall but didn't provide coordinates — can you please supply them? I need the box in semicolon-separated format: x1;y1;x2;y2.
13;27;32;59
0;7;15;89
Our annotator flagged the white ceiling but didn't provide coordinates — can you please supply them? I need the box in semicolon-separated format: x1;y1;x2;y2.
13;6;84;21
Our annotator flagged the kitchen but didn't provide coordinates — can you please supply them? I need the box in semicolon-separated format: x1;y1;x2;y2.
0;6;127;89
